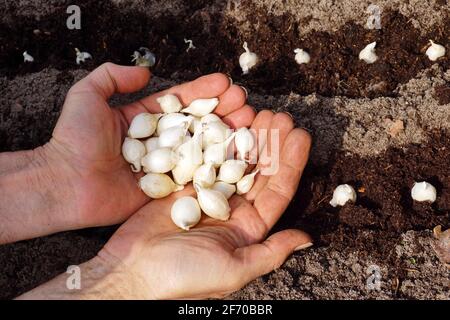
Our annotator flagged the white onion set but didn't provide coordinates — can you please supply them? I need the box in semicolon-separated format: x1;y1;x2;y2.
121;93;258;230
329;181;439;208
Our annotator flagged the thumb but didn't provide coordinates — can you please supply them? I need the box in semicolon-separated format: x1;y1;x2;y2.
234;229;312;282
68;62;151;100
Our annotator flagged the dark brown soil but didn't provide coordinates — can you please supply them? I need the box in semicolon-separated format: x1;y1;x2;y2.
0;227;116;300
434;84;450;105
275;130;450;280
1;0;448;98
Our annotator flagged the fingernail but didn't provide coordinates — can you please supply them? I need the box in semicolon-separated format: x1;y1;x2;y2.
284;111;295;120
228;76;233;86
294;242;313;251
240;86;249;99
299;126;313;134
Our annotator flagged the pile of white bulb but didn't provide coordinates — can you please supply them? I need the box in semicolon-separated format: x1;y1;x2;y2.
122;94;257;230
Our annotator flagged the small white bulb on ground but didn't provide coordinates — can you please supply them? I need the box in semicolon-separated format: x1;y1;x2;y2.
156;94;183;113
75;48;92;64
330;184;357;207
128;113;159;139
426;40;446;61
218;159;248;184
294;48;310;64
239;42;258;74
411;181;437;203
235;127;255;158
139;173;183;199
171;196;201;230
195;184;231;221
23;51;34;63
359;42;378;64
131;47;156;67
144;137;159;153
141;148;177;174
122;138;146;172
182;98;219;117
236;170;259;195
211;181;236;200
158;122;190;149
157;113;192;135
193;162;216;188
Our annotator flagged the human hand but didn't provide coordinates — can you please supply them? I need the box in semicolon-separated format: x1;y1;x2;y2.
94;111;312;299
39;63;251;232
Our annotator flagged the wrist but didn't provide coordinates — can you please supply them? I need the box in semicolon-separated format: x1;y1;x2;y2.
79;251;155;300
0;143;77;243
18;252;153;300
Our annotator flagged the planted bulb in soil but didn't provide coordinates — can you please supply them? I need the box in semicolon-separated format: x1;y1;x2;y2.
359;42;378;64
23;51;34;63
294;48;310;64
239;42;258;74
411;181;437;203
330;184;357;207
425;40;446;61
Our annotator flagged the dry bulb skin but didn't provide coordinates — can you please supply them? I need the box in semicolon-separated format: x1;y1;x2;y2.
120;88;272;230
359;42;378;64
330;184;357;207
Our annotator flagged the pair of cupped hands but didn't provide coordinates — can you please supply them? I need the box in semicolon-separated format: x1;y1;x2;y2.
21;63;312;299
